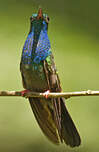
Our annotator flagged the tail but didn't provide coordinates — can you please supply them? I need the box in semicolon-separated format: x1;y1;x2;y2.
29;97;81;147
60;98;81;147
29;97;60;144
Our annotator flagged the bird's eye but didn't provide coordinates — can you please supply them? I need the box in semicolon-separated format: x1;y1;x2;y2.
46;17;50;23
30;16;34;22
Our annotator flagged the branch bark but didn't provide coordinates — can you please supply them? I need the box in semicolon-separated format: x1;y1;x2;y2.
0;90;99;99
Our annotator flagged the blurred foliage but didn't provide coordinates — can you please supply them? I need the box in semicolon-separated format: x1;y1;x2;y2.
0;0;99;152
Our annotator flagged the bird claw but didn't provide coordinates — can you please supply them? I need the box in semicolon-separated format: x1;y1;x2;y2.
43;90;50;99
21;90;29;97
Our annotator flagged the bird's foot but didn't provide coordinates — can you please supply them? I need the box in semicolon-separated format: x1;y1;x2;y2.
43;90;50;99
21;90;29;97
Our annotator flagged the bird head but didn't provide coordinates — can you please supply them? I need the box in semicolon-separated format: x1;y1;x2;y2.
30;8;50;32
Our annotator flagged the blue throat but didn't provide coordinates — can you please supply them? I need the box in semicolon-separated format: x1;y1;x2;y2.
21;21;51;65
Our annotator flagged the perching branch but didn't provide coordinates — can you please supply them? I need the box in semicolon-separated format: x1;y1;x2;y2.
0;90;99;99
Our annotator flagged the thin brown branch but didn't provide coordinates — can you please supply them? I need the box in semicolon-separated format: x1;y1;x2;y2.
0;90;99;99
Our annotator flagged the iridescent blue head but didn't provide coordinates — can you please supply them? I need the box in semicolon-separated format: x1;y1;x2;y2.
22;8;51;65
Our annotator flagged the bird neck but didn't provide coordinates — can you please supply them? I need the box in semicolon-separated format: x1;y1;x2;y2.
31;26;42;54
21;26;51;65
30;26;51;64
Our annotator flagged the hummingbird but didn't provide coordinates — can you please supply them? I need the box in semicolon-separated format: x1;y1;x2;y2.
20;8;81;147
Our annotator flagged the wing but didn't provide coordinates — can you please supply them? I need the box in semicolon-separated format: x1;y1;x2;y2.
43;54;63;142
43;53;81;147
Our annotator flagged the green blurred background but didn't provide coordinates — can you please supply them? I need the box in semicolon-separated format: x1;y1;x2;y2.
0;0;99;151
